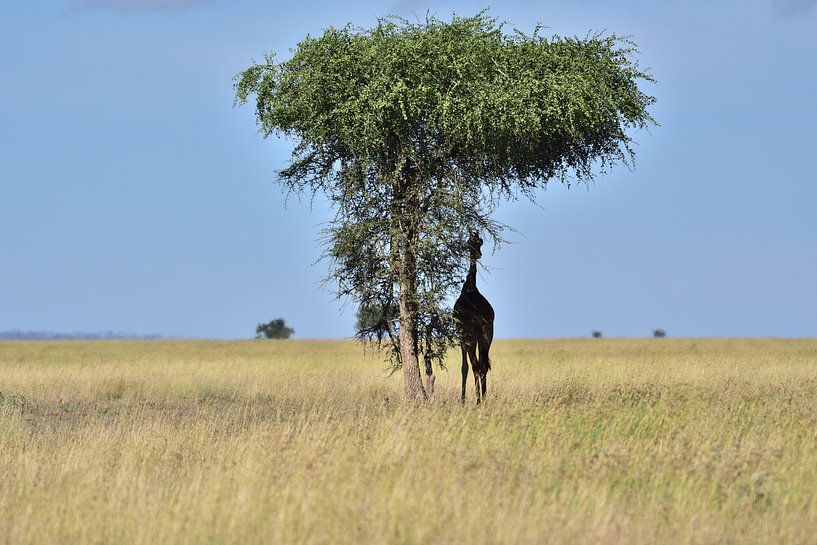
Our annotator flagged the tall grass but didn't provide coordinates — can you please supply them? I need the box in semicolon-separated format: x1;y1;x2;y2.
2;339;817;544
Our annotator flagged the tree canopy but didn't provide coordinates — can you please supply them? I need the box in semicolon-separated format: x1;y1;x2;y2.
255;318;294;340
236;11;655;399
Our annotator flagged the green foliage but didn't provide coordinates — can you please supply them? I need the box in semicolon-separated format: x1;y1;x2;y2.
236;11;656;376
255;318;294;340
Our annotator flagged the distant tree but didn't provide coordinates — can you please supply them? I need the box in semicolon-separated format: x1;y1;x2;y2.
653;328;666;338
255;319;294;339
236;12;655;400
592;331;603;339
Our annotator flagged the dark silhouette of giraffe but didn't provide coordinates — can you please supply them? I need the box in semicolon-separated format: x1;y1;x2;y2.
453;232;495;403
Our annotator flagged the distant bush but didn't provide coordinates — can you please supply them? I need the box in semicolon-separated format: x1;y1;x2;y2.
255;319;294;340
653;328;667;338
592;331;603;339
355;302;399;341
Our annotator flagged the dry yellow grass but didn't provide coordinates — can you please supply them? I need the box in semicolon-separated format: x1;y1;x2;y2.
2;338;817;544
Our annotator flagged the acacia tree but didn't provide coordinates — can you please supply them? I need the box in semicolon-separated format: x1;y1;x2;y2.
235;12;655;400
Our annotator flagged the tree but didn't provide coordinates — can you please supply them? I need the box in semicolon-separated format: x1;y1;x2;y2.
653;328;667;338
255;318;294;339
235;12;655;400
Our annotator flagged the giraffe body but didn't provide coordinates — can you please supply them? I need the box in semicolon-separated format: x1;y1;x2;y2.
453;233;495;403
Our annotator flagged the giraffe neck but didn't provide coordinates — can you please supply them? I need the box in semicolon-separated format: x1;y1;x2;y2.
464;259;477;291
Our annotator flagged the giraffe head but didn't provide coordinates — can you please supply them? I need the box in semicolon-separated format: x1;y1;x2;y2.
467;231;483;260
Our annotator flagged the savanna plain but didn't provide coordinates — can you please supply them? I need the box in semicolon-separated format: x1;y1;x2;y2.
2;339;817;544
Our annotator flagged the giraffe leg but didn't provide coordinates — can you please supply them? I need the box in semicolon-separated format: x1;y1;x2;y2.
478;342;490;400
468;346;481;404
424;324;435;398
460;345;468;403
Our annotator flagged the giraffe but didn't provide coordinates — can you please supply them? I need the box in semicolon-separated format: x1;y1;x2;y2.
453;232;495;403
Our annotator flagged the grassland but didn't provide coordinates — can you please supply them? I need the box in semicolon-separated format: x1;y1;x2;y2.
2;338;817;544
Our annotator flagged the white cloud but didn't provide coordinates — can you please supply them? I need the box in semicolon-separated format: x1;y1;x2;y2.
67;0;208;14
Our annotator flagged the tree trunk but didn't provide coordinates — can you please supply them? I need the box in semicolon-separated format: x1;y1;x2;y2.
398;303;426;401
397;244;426;402
393;168;426;401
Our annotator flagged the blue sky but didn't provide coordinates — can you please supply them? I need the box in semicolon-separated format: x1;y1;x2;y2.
1;0;815;339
